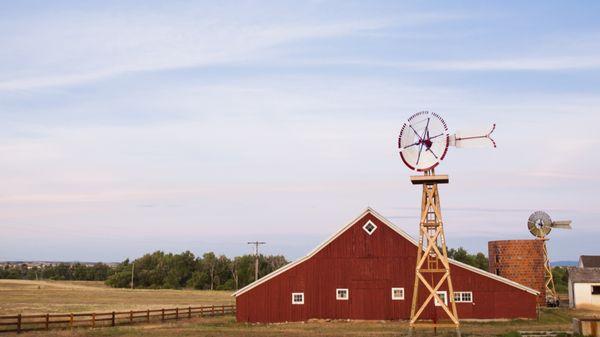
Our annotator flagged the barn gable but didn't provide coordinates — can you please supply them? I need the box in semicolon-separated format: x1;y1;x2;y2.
234;207;539;322
234;207;538;297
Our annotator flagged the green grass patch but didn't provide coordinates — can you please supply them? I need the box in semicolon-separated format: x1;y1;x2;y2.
498;332;521;337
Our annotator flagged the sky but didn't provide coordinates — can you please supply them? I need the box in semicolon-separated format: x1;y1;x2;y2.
1;1;599;263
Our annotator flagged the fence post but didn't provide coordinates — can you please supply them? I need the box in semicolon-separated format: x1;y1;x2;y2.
45;313;50;330
175;307;179;320
147;309;150;322
222;305;225;315
70;313;74;328
129;310;133;324
211;305;214;317
111;311;115;326
16;314;21;334
161;308;165;322
188;306;191;319
92;313;96;328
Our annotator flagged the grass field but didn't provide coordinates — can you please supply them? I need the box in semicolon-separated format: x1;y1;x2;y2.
0;280;594;337
0;279;233;315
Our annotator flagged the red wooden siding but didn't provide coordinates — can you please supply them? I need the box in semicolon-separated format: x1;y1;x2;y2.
235;211;537;323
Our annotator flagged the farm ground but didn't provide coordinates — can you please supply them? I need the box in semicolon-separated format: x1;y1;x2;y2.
1;311;579;337
0;279;233;315
1;280;597;336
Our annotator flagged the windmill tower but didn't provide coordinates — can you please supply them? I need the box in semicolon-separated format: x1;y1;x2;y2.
397;111;496;336
527;211;572;307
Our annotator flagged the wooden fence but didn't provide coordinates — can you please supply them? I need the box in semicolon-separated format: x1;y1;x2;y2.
0;304;235;334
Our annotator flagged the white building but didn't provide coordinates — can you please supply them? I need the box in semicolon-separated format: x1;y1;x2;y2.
568;267;600;309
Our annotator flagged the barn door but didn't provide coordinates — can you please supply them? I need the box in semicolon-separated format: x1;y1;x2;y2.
350;287;386;320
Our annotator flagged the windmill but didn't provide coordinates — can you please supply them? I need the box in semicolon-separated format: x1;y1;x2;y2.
398;111;496;336
527;211;572;307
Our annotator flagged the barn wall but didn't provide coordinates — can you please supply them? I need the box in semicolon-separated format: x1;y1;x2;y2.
236;213;537;323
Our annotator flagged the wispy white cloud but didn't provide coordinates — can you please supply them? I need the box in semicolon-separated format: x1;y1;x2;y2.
0;15;393;91
0;5;474;92
298;56;600;71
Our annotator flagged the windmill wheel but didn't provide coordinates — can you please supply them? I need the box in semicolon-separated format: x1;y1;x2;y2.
527;211;552;238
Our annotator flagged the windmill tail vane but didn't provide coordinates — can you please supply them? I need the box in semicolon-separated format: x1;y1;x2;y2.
450;124;496;148
549;220;572;229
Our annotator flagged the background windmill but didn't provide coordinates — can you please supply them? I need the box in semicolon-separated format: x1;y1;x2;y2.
527;211;572;306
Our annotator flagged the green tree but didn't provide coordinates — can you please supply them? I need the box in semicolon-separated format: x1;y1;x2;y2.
447;247;488;271
552;266;568;293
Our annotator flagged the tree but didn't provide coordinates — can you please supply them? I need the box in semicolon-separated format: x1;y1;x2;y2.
229;257;241;290
447;247;488;271
202;252;217;290
552;266;568;293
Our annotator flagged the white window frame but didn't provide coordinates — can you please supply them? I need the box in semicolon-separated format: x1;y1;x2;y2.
453;291;473;303
391;287;405;300
434;291;448;306
362;220;377;235
292;292;304;305
336;288;349;300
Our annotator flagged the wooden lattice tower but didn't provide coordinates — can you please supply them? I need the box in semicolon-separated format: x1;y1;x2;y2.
527;210;571;306
409;172;460;336
541;238;558;303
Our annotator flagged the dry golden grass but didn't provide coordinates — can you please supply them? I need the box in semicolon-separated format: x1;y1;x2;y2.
0;279;233;315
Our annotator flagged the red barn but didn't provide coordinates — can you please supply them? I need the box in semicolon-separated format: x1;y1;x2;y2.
233;208;539;323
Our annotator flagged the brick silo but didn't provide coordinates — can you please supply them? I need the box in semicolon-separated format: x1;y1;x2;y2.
488;240;546;305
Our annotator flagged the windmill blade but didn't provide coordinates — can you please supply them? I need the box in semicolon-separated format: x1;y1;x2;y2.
550;220;572;229
450;124;496;148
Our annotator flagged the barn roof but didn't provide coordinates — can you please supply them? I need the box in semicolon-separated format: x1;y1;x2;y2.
579;255;600;268
568;267;600;283
233;207;540;297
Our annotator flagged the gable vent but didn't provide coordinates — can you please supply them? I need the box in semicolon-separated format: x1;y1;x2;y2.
362;220;377;235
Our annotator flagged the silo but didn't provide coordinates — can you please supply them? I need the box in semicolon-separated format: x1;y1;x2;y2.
488;240;546;305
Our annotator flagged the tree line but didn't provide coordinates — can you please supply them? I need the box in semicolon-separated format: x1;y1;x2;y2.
105;251;288;290
0;262;112;281
0;251;289;291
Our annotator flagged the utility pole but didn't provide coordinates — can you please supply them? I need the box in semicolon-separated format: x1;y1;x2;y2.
130;263;135;290
247;241;266;281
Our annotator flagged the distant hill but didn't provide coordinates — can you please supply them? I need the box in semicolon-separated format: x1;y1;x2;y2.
551;260;577;267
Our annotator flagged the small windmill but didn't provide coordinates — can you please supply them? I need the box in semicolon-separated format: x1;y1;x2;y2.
527;211;572;307
398;111;496;337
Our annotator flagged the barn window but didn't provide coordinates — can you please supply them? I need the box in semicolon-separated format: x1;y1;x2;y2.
392;287;404;300
362;220;377;235
453;291;473;303
592;286;600;295
434;291;447;306
292;292;304;304
336;288;349;300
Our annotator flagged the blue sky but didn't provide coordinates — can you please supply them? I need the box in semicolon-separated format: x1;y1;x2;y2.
1;1;599;262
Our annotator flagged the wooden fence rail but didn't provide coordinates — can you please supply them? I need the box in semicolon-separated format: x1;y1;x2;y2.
0;304;235;334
